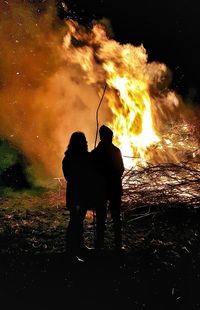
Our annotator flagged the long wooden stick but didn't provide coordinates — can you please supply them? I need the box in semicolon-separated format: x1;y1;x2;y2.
94;83;107;148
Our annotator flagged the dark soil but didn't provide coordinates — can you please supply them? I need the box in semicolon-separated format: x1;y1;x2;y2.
0;191;200;310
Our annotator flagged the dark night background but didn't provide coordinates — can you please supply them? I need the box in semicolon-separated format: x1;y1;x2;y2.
0;2;200;309
59;0;200;103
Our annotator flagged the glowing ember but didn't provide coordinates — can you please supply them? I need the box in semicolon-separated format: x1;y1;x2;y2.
86;210;94;220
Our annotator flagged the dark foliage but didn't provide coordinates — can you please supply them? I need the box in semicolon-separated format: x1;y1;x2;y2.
0;139;31;189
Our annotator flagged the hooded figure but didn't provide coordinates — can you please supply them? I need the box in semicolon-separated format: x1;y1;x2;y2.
91;125;125;251
62;131;106;259
62;132;91;259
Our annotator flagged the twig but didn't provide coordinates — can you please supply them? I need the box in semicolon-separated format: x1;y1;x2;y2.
94;83;107;148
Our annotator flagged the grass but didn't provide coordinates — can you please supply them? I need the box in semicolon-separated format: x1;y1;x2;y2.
0;188;200;309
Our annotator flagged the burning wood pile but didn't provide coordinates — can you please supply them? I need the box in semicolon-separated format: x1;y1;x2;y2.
122;158;200;212
1;3;199;189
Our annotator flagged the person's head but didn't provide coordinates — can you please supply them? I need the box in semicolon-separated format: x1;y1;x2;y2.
67;131;88;153
99;125;113;143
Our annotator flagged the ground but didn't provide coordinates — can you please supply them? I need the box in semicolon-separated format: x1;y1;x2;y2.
0;189;200;310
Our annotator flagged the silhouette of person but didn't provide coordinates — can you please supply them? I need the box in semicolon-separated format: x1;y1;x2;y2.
91;125;125;251
62;131;92;261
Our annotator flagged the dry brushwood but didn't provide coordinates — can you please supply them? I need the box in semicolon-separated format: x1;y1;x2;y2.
121;159;200;215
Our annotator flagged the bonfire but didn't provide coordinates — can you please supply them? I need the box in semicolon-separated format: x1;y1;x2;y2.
62;20;200;212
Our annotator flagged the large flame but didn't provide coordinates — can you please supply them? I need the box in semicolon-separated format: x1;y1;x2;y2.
105;68;160;167
0;2;199;184
63;21;186;167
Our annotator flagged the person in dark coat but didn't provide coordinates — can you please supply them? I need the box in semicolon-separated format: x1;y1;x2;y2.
62;131;92;260
91;125;125;251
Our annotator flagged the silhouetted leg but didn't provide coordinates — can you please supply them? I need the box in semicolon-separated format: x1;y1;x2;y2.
95;202;107;250
66;205;87;256
77;207;87;253
110;196;122;250
66;207;76;255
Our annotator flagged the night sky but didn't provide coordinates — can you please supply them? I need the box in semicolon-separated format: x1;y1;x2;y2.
60;0;200;102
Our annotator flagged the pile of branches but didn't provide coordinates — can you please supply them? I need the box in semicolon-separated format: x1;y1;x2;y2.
122;159;200;213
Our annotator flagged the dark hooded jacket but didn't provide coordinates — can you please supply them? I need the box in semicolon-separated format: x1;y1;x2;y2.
62;150;106;210
62;150;91;209
91;141;124;198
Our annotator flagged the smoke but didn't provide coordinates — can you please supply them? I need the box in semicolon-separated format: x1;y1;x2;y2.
0;1;109;183
0;1;199;184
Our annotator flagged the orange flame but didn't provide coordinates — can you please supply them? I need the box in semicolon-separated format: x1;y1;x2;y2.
105;70;160;167
63;21;183;167
0;1;199;184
